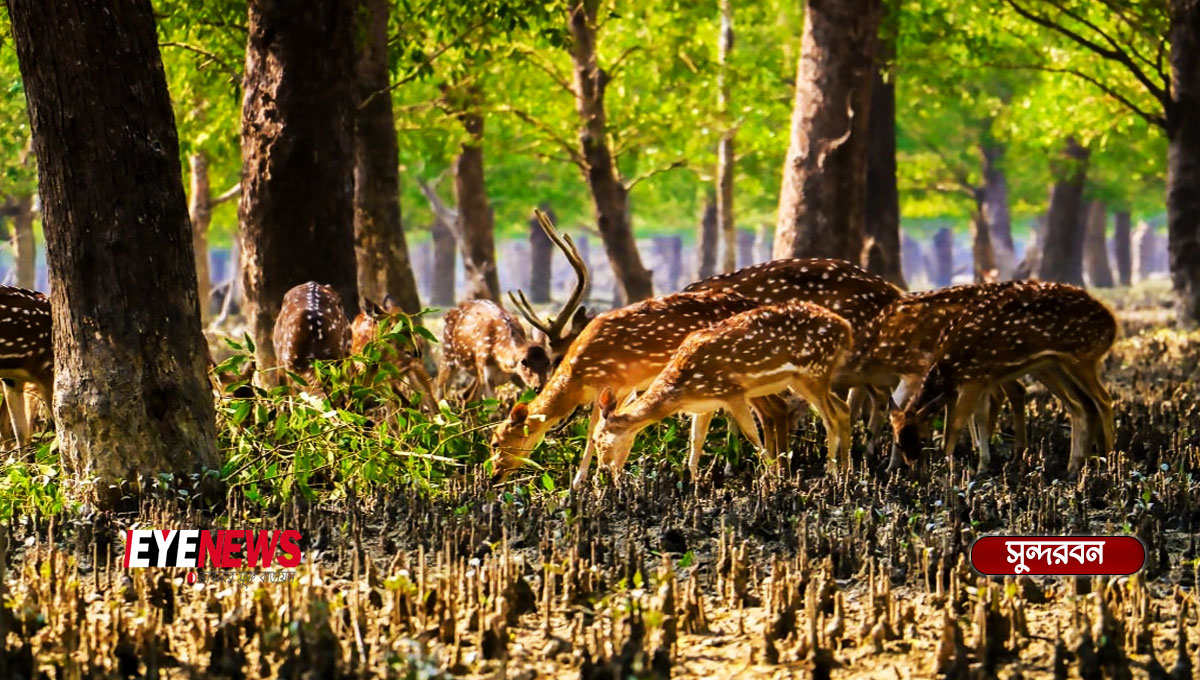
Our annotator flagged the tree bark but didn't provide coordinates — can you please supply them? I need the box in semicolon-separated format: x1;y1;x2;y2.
528;204;555;303
239;0;359;376
568;0;653;302
431;217;457;307
980;144;1015;279
716;0;736;273
353;0;421;313
1168;0;1200;326
1037;139;1089;285
1113;210;1132;286
737;229;756;269
773;0;881;262
7;195;35;290
863;24;905;288
653;235;683;292
932;227;953;287
1083;200;1114;288
8;0;217;505
453;105;501;302
696;196;718;280
970;203;998;282
900;230;925;286
188;152;213;322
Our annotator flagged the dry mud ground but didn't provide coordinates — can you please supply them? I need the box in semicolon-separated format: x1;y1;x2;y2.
1;313;1199;679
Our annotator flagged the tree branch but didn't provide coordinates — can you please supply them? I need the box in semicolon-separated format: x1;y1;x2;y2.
211;183;241;206
511;45;577;95
159;41;240;85
359;20;489;111
987;61;1167;128
621;158;687;191
498;105;587;168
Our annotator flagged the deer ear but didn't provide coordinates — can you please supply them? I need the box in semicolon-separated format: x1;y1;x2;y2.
509;402;529;425
598;386;617;416
382;294;400;313
362;298;383;317
571;307;591;333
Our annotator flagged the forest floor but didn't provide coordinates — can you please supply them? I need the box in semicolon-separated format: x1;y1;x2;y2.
0;299;1198;679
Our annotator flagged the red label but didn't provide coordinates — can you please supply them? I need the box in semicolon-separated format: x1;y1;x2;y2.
970;536;1145;576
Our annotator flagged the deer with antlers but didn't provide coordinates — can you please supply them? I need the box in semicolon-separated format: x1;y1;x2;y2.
489;289;762;487
591;301;854;480
272;282;351;390
350;296;438;410
437;209;590;402
890;281;1116;475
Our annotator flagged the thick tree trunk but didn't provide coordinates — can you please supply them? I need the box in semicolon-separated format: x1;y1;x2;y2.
970;203;998;282
528;204;555;303
239;0;359;376
8;0;217;504
773;0;881;261
716;0;736;273
7;195;35;290
696;196;718;280
1014;215;1045;280
863;33;905;287
568;0;653;302
451;90;501;303
1083;200;1114;288
353;0;421;313
932;227;953;287
1113;210;1133;286
1168;0;1200;326
188;152;213;322
980;144;1015;279
1037;139;1089;285
431;217;457;307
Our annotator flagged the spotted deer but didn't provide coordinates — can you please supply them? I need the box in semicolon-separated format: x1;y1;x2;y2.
350;296;437;410
891;282;1116;475
272;282;351;389
683;258;904;455
0;286;52;446
489;289;761;487
591;301;853;480
436;299;552;402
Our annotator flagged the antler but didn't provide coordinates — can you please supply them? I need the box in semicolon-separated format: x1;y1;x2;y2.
508;208;590;341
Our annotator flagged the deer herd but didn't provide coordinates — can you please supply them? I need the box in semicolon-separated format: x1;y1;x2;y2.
0;211;1120;488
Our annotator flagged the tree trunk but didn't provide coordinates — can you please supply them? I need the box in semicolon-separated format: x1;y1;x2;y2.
353;0;421;313
863;26;905;288
970;202;998;282
1168;0;1200;326
453;98;501;302
1134;220;1161;282
1083;200;1114;288
188;152;213;322
900;230;925;286
737;229;756;269
8;0;217;505
716;0;736;273
528;204;555;303
755;223;772;264
568;0;653;302
1113;210;1132;286
7;195;35;290
773;0;881;262
696;196;718;279
932;227;953;287
980;144;1015;279
1036;139;1089;285
1014;215;1045;281
431;217;457;307
653;235;683;292
239;0;359;376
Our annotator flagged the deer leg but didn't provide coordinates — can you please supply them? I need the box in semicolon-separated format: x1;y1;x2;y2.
968;396;992;472
727;398;767;464
942;383;985;470
1062;358;1115;454
1033;366;1090;475
3;381;28;447
793;378;851;475
687;411;715;480
750;394;788;462
572;401;605;490
1000;379;1028;453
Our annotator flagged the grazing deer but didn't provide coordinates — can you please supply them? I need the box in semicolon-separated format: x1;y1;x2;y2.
684;258;904;455
350;296;437;410
591;301;853;480
0;286;52;446
489;289;761;487
507;208;592;363
890;282;1116;475
436;299;552;402
272;282;351;389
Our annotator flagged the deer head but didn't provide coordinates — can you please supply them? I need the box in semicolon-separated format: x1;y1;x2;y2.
508;208;591;364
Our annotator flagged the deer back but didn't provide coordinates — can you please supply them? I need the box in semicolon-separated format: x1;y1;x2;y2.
0;286;52;399
272;282;351;374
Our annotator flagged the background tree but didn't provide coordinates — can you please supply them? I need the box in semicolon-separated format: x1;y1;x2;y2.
238;0;359;377
773;0;882;262
7;0;218;505
716;0;736;273
864;0;906;287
